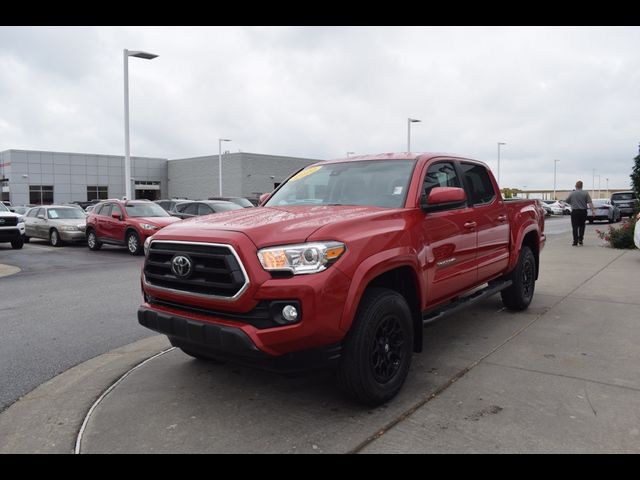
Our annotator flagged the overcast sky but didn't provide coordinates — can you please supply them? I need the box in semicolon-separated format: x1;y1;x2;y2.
1;26;639;191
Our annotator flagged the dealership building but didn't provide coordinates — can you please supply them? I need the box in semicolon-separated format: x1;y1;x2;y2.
0;149;319;205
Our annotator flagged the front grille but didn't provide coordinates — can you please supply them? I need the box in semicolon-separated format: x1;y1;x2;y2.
0;217;18;226
144;241;249;299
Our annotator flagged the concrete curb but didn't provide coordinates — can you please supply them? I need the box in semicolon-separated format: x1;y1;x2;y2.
0;335;170;454
0;264;21;278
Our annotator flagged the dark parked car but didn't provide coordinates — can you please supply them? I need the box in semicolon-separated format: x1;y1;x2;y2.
171;200;243;219
610;191;638;217
155;199;191;213
207;196;255;208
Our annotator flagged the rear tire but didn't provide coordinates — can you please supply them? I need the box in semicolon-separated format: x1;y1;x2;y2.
86;229;102;251
501;246;536;311
337;287;413;406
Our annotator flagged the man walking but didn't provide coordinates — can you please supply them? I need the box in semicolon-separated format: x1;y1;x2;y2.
565;181;595;246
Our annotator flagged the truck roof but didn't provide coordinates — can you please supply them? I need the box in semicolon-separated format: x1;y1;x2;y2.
319;152;486;166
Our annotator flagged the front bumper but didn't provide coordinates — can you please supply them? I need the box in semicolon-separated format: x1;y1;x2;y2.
59;230;86;242
138;306;341;373
0;225;25;242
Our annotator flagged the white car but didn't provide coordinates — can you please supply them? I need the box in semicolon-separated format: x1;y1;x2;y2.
634;213;640;249
0;201;26;249
542;200;565;215
588;199;622;224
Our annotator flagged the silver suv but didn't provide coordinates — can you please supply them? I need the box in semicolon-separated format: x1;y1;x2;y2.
610;191;638;217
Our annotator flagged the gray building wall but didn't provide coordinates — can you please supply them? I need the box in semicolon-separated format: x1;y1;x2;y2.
168;152;319;200
0;149;168;205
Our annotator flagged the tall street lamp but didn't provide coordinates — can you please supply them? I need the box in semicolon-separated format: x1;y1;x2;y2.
592;168;596;198
218;138;232;196
497;142;506;186
597;174;601;198
407;118;421;152
123;49;158;201
553;159;560;200
606;177;609;197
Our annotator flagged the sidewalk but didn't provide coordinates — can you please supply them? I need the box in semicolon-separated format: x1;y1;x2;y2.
1;228;639;453
0;264;20;278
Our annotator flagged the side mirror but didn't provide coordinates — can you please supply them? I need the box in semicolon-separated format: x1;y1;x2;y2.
421;187;467;212
259;192;271;206
9;208;15;212
112;212;123;220
37;214;46;220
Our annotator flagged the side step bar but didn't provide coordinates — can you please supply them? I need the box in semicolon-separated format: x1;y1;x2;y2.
422;279;513;325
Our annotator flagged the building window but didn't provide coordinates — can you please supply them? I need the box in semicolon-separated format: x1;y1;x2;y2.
29;185;54;205
87;186;109;201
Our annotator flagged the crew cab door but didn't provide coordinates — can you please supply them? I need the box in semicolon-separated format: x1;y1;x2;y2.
419;160;478;305
458;162;510;283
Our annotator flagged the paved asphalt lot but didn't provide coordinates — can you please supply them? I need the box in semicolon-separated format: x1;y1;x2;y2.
0;240;151;411
0;216;572;413
1;215;639;453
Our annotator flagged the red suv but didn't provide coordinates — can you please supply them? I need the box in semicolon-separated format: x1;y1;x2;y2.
85;199;181;255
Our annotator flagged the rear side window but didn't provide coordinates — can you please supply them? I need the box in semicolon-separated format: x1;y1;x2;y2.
183;203;199;215
175;202;191;213
459;163;496;205
422;162;461;200
198;204;213;215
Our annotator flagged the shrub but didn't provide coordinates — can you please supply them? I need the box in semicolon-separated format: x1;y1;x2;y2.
595;216;638;249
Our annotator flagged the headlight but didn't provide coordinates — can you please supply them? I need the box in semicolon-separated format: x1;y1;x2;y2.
144;237;152;256
257;241;346;275
60;225;79;231
17;215;25;224
139;223;159;230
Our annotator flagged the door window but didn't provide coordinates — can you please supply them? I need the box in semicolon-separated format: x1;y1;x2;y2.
422;162;462;201
459;163;496;205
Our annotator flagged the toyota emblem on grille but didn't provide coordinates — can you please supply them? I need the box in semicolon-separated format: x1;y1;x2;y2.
171;255;193;278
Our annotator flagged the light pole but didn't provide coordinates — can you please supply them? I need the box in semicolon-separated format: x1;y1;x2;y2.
407;118;421;152
497;142;506;186
218;138;232;196
553;159;560;200
123;49;158;201
606;177;609;197
597;174;601;198
592;168;596;198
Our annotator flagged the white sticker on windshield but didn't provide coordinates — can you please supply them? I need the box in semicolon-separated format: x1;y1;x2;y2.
49;210;59;218
393;186;403;195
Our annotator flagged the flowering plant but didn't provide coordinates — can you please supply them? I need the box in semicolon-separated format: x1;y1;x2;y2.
595;216;637;249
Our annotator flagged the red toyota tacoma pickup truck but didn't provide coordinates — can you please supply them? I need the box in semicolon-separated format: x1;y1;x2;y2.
138;153;545;405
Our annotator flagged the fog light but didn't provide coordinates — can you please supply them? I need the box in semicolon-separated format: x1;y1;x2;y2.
282;305;298;322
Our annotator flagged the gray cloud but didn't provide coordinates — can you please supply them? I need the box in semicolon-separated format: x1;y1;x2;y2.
0;26;638;191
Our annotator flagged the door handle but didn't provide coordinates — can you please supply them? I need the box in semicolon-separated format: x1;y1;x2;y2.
464;221;477;229
497;215;507;222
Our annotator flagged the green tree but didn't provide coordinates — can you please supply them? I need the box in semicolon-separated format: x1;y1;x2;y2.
501;188;513;199
631;150;640;198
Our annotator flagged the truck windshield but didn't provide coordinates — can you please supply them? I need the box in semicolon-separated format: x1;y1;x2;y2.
0;203;8;212
265;160;416;209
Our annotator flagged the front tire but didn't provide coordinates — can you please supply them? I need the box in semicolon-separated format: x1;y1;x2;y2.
126;231;142;255
86;229;102;251
337;287;413;406
501;246;536;311
23;236;30;243
50;229;63;247
11;238;24;249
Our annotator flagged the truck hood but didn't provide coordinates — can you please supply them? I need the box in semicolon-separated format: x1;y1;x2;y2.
156;205;394;248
